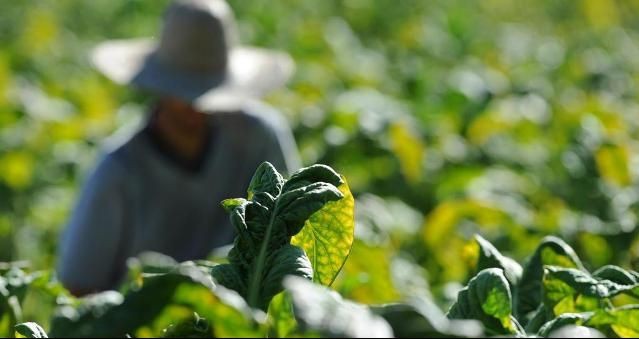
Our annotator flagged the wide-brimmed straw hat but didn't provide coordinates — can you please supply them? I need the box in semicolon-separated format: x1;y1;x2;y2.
91;0;294;111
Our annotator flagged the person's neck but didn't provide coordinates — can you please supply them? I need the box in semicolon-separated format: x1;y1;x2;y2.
149;114;211;165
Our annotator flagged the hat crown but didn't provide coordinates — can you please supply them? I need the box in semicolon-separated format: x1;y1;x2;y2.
156;0;237;74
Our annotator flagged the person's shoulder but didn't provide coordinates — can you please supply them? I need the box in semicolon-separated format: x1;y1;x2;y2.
89;130;146;182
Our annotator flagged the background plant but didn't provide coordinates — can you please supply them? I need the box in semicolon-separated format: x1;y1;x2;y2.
2;0;639;337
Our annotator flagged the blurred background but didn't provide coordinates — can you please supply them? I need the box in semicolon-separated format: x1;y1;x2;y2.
1;0;639;306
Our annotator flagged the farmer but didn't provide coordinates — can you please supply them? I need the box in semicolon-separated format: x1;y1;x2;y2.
57;0;300;296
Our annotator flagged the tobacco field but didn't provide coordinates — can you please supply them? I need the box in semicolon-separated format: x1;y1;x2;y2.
3;0;639;337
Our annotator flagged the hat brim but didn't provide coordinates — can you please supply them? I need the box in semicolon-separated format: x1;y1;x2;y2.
90;38;294;111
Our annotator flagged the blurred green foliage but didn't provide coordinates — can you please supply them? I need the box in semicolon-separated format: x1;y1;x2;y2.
2;0;639;327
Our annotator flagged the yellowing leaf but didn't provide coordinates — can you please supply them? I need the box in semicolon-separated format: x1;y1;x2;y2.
423;199;506;248
467;113;511;146
49;119;85;141
595;144;632;187
578;233;613;268
20;8;58;54
611;324;639;338
422;200;512;282
292;177;355;286
582;0;619;29
0;151;35;189
335;240;400;304
389;122;424;183
447;268;521;335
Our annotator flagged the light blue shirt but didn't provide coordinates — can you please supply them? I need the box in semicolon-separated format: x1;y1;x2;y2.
57;101;300;292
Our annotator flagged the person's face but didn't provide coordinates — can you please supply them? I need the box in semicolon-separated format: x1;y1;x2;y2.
158;96;208;133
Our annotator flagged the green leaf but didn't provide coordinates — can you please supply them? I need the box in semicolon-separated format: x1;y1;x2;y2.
372;297;483;338
473;234;522;286
15;322;48;338
211;264;247;299
259;244;313;310
337;240;401;304
587;305;639;338
517;236;585;320
50;291;124;337
51;265;261;338
217;162;350;310
535;307;639;337
446;268;522;336
525;304;555;334
278;182;343;236
128;251;179;275
283;276;393;338
247;162;284;199
592;265;639;286
266;292;298;338
221;198;247;212
160;312;209;338
537;313;592;337
545;325;605;338
542;266;639;316
291;177;355;286
281;164;343;193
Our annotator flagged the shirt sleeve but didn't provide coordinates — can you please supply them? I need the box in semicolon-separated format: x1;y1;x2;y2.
57;154;128;293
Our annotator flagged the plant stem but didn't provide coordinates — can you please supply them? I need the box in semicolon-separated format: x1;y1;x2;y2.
247;202;279;309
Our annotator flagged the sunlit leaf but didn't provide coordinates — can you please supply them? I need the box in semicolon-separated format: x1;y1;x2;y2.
266;292;298;338
292;176;355;286
284;276;393;338
372;297;483;338
473;234;522;286
517;236;585;319
447;268;523;336
15;322;48;338
595;144;632;187
388;122;424;183
0;151;34;190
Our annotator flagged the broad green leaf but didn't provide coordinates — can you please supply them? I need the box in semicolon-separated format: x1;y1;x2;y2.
247;162;284;199
127;251;179;275
283;276;393;338
537;313;591;337
337;240;401;304
278;182;344;236
219;162;349;310
422;199;514;282
542;266;639;316
473;234;522;286
259;244;313;310
587;305;639;338
160;312;209;338
372;297;483;338
592;265;639;286
50;291;124;337
292;177;355;286
525;304;554;334
211;264;247;299
547;266;639;299
281;164;343;193
51;265;261;338
446;268;523;335
15;322;48;338
546;325;604;338
517;236;585;319
266;292;298;338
